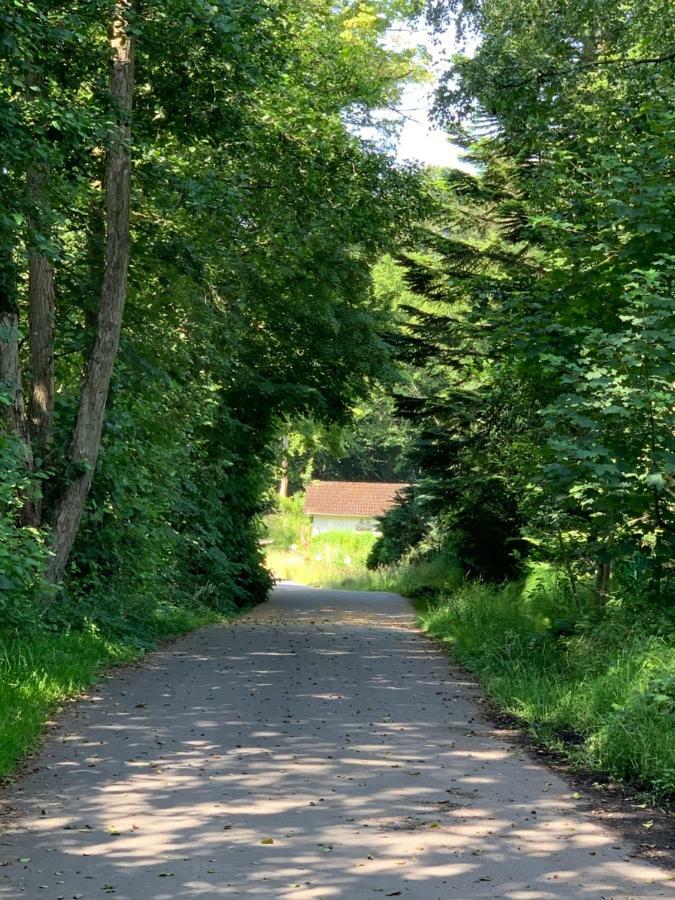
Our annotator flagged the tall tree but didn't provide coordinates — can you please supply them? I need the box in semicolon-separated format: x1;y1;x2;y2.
374;0;674;595
47;1;135;582
1;0;425;617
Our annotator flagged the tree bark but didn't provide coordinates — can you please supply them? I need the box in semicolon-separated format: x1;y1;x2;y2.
594;559;611;606
0;308;31;450
27;198;56;459
22;247;56;527
0;247;27;441
18;71;56;526
279;434;289;498
46;2;134;583
0;226;42;530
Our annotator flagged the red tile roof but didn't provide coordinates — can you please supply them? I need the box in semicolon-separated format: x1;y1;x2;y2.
304;481;408;518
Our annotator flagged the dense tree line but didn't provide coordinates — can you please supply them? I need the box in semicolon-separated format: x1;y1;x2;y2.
0;0;424;631
372;0;674;602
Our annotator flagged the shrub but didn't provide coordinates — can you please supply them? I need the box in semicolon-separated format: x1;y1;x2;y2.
0;435;49;631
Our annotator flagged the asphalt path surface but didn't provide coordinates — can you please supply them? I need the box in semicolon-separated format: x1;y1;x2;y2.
0;584;673;898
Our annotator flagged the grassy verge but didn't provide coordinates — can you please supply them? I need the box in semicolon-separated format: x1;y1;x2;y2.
417;570;675;801
0;602;223;780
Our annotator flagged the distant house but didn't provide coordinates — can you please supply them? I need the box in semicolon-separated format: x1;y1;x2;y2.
304;481;408;535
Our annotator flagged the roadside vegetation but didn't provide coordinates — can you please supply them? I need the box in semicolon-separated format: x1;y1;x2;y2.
266;500;674;799
0;601;225;779
417;576;675;801
265;497;385;590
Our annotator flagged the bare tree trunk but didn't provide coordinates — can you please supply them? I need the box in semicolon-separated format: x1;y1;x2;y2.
27;211;56;457
47;3;134;583
19;72;56;526
594;559;611;606
21;248;56;527
279;434;289;498
24;162;56;528
0;306;30;450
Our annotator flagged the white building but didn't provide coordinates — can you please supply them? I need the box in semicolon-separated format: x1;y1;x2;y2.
304;481;408;536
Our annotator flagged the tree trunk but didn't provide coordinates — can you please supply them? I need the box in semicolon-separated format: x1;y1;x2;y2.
594;559;611;606
19;72;56;525
279;435;289;498
0;239;40;526
27;201;56;459
46;3;134;583
0;307;30;450
22;248;56;527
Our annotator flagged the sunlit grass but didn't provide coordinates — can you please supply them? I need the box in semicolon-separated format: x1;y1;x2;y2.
269;553;402;591
266;533;400;591
0;603;222;779
418;577;675;798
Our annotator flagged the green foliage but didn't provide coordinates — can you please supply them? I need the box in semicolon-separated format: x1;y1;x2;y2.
264;495;310;551
419;572;675;797
366;487;426;567
373;0;675;595
1;0;425;643
0;435;48;628
309;529;377;564
266;529;381;589
277;255;425;491
539;259;675;586
393;546;464;598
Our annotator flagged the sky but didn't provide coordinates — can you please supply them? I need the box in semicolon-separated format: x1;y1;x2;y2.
381;20;476;169
394;82;465;168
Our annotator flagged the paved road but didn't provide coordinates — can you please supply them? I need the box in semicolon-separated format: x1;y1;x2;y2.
0;585;672;898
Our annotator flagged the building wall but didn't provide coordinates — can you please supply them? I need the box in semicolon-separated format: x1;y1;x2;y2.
310;515;378;535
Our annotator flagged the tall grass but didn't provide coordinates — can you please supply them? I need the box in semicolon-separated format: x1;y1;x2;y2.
264;495;310;550
418;571;675;799
266;530;397;589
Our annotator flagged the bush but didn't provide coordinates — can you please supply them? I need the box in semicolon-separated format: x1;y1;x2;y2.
368;480;527;582
367;490;425;568
452;478;527;582
0;435;49;630
395;547;464;599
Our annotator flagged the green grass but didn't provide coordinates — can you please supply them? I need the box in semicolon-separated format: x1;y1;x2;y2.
266;530;397;589
265;522;467;594
263;495;310;551
417;571;675;800
0;602;223;779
